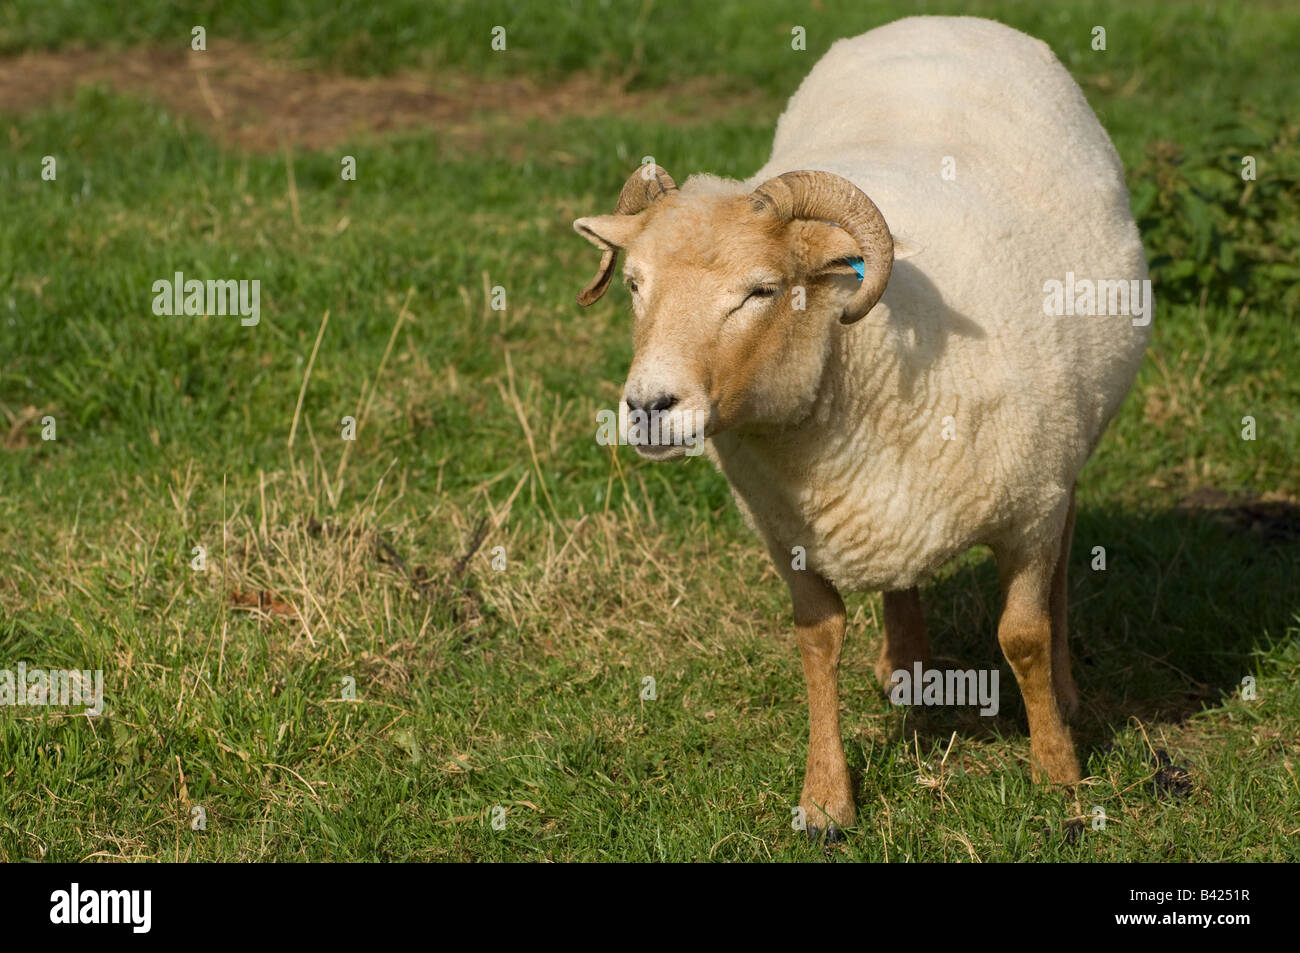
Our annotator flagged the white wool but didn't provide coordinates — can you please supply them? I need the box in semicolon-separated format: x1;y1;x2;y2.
709;16;1150;591
679;173;747;196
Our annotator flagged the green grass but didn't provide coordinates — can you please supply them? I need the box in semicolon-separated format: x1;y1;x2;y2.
1;0;1298;861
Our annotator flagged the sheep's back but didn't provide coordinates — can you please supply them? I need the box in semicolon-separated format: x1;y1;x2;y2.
750;15;1150;491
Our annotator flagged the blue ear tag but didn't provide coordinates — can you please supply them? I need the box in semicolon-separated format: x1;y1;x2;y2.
847;257;865;282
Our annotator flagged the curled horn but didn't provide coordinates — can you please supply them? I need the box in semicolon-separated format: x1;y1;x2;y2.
749;170;894;324
576;165;678;307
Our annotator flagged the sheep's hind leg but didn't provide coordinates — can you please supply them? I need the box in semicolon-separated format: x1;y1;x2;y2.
993;536;1082;784
1050;488;1079;719
874;587;932;691
787;571;855;840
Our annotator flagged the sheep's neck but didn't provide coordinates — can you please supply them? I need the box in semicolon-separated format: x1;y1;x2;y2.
710;322;910;546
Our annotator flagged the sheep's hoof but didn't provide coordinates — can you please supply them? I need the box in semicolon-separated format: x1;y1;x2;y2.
806;823;845;844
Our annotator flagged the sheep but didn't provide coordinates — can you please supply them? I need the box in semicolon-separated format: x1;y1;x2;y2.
572;15;1150;838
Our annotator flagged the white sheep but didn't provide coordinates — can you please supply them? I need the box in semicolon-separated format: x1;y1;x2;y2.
573;15;1150;838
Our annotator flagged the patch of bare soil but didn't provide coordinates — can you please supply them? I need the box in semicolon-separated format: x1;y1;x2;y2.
0;44;761;152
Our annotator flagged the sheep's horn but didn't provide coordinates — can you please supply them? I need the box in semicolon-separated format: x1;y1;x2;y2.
577;165;678;307
749;170;894;324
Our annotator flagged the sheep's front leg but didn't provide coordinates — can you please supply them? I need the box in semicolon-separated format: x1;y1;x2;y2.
788;571;854;838
994;543;1081;784
874;587;932;689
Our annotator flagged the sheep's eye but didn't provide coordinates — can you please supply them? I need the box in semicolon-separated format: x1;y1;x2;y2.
625;278;640;294
745;285;779;302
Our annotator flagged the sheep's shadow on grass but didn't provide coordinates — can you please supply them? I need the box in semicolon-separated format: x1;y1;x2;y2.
879;493;1300;766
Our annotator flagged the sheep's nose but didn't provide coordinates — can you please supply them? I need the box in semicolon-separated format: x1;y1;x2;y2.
626;393;678;415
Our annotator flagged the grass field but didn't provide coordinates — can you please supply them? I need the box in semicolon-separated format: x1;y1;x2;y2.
1;0;1298;861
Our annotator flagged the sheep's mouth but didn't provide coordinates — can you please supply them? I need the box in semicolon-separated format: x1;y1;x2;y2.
619;400;712;459
634;442;690;461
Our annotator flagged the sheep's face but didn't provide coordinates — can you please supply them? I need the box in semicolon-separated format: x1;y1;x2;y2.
575;192;863;459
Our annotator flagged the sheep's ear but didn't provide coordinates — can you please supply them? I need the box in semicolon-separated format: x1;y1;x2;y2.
819;234;921;276
574;214;649;306
794;220;922;275
892;234;922;260
791;219;866;276
573;214;645;252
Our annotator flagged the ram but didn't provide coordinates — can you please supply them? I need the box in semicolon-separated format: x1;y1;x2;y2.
573;16;1150;838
